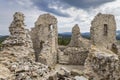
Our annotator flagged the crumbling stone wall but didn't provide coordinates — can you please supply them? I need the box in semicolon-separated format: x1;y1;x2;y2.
30;14;58;66
84;45;120;80
63;47;89;65
69;24;81;47
68;24;90;49
90;13;117;50
84;13;120;80
1;12;34;60
58;24;90;65
0;12;51;80
2;12;33;48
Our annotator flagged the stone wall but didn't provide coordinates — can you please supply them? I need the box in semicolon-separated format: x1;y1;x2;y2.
0;12;51;80
84;45;120;80
68;24;81;47
90;13;116;50
30;14;58;66
84;13;120;80
58;24;90;65
68;24;90;49
2;12;33;48
64;47;89;65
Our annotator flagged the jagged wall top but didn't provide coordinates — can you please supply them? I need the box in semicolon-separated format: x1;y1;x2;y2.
72;24;81;36
91;13;116;26
90;13;116;49
13;12;24;22
2;12;33;48
35;14;57;26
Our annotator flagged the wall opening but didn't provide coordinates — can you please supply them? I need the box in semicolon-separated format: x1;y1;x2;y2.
111;43;118;54
104;24;108;36
48;25;54;37
40;40;44;51
35;40;44;62
49;25;53;31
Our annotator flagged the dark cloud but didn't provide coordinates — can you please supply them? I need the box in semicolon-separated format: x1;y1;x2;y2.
31;0;70;17
60;0;115;9
30;0;115;17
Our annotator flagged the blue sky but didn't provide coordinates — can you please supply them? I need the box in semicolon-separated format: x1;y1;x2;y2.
0;0;120;35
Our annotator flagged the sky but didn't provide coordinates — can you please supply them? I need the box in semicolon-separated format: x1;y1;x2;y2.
0;0;120;35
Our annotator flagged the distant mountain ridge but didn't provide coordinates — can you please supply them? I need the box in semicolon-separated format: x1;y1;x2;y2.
0;35;9;43
59;30;120;40
0;30;120;40
116;30;120;40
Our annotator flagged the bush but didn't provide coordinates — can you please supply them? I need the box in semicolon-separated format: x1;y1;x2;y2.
58;37;71;46
0;36;8;50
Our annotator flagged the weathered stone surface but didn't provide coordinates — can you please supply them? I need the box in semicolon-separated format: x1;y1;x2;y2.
71;69;84;76
0;64;11;79
82;13;120;80
68;24;90;49
91;13;117;50
0;46;51;80
84;45;120;80
30;14;58;66
58;24;90;65
58;47;89;65
0;12;120;80
74;76;88;80
0;12;51;80
69;24;81;47
10;61;49;80
2;12;33;48
58;49;69;64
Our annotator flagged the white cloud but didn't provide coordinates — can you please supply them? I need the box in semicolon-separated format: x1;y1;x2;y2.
0;0;45;35
90;0;120;30
57;0;120;33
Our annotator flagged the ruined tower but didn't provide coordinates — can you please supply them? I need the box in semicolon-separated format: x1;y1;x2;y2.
30;14;58;66
69;24;81;47
90;13;116;49
1;12;34;61
68;24;90;48
2;12;33;48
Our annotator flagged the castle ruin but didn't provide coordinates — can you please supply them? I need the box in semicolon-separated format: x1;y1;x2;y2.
30;14;58;66
0;12;120;80
2;12;33;48
58;24;90;65
91;13;117;50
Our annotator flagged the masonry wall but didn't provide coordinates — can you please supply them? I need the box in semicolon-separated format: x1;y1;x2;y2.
91;13;116;49
30;14;58;66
